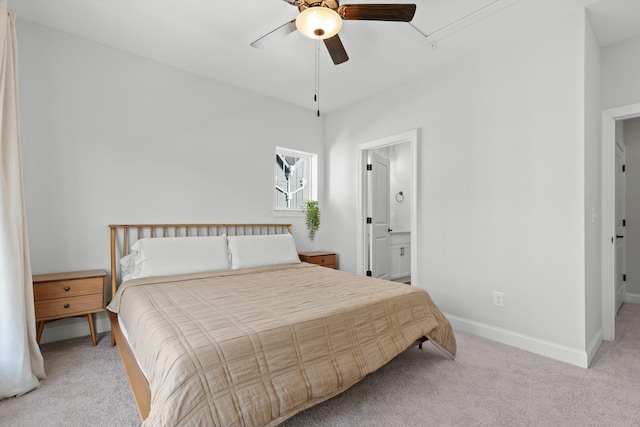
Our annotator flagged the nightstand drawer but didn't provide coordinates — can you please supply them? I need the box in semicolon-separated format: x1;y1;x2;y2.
313;256;336;267
34;278;103;300
35;294;104;319
298;252;338;269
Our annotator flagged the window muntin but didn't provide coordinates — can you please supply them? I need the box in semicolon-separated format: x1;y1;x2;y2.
275;148;317;210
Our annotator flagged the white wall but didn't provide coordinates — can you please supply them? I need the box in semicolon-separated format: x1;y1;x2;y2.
325;9;590;365
603;35;640;110
624;117;640;302
583;12;603;364
16;9;610;363
17;20;325;342
389;142;411;232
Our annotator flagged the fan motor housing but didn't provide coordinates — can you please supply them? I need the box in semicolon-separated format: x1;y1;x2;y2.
298;0;339;12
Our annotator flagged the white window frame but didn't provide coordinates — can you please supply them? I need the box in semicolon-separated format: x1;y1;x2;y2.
273;147;318;216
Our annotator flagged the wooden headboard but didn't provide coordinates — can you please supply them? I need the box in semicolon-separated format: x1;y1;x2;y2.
108;223;292;299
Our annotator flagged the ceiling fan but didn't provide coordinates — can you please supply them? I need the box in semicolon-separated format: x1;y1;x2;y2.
251;0;417;65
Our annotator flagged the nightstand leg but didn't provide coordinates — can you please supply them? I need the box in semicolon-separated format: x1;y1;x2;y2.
36;322;45;344
87;313;97;346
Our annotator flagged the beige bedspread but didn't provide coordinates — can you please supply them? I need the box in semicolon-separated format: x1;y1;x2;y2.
108;263;456;427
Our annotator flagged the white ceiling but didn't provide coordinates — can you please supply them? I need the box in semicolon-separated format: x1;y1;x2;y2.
10;0;640;113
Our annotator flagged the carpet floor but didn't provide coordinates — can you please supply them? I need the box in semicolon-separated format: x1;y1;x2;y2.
1;303;639;427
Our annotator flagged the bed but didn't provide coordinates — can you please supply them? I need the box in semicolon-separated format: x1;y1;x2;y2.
107;223;456;427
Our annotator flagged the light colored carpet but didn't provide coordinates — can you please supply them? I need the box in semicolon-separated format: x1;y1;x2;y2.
1;303;639;427
0;331;139;427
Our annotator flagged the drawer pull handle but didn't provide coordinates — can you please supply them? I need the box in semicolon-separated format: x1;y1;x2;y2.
64;287;71;292
64;303;70;309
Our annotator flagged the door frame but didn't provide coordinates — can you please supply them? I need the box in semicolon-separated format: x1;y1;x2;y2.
356;129;418;280
601;103;640;341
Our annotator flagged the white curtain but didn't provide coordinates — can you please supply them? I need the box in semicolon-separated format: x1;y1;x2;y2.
0;0;46;399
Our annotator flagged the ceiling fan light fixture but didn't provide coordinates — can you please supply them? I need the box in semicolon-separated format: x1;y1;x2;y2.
296;7;342;40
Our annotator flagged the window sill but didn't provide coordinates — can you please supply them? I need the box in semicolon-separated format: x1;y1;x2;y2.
272;209;305;218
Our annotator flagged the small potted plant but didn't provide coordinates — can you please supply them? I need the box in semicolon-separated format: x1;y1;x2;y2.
304;200;320;241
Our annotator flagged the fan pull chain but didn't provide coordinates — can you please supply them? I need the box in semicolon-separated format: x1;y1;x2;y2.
315;38;320;117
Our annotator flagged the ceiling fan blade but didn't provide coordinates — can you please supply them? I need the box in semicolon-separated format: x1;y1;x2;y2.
338;4;416;22
324;34;349;65
250;19;297;49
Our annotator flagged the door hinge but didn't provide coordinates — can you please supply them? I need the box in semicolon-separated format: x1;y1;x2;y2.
366;270;372;277
623;164;626;172
366;164;372;171
623;274;627;282
623;219;627;227
366;217;372;224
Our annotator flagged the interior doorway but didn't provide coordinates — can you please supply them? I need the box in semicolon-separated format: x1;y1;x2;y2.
616;117;640;309
601;104;640;341
356;129;418;282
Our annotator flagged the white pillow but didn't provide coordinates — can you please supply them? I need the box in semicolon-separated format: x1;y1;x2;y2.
120;253;140;282
227;234;300;269
127;235;230;279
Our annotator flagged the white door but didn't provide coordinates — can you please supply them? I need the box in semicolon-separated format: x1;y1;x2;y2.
369;151;391;279
615;140;626;313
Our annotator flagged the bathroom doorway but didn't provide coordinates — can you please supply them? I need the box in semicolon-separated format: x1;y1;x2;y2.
356;129;418;283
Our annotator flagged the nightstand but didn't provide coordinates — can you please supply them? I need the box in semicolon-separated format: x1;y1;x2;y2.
298;251;338;269
33;269;107;346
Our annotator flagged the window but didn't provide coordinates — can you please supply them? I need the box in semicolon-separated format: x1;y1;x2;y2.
274;147;317;211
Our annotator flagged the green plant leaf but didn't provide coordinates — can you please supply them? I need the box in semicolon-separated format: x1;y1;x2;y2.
304;200;320;241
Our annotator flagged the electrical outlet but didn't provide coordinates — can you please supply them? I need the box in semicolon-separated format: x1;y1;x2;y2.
493;291;504;307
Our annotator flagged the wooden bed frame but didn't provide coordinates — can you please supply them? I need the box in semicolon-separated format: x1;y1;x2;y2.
108;223;292;421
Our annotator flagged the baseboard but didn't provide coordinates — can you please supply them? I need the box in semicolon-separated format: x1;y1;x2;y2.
585;328;603;367
39;312;111;344
445;314;589;368
625;292;640;304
